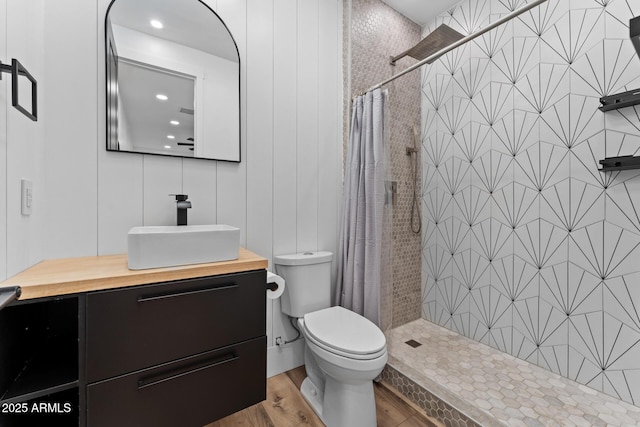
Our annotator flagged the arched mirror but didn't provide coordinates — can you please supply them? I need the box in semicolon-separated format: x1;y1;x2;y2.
105;0;240;161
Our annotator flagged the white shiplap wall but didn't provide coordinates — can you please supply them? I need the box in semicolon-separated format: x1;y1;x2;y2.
40;0;342;376
0;0;45;281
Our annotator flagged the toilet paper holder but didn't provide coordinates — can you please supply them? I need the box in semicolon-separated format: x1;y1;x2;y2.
266;282;279;292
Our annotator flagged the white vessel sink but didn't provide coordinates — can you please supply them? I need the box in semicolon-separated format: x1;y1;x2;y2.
127;224;240;270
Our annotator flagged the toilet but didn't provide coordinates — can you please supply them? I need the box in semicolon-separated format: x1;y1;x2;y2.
274;251;388;427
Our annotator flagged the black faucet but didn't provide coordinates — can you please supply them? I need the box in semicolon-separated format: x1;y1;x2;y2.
171;194;191;226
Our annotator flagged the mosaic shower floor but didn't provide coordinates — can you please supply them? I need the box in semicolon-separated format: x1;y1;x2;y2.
385;319;640;427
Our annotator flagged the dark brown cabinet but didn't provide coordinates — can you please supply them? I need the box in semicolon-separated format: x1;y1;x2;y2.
0;269;267;427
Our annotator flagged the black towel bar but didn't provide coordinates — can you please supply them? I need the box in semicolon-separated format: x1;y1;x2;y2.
0;58;38;121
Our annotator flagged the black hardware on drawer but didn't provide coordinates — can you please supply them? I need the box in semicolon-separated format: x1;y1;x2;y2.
86;337;266;427
136;282;239;303
86;270;266;383
137;351;238;390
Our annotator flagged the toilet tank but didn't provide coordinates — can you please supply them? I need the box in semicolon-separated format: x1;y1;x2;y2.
274;251;333;318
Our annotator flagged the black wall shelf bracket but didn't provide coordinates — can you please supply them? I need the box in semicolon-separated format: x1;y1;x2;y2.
599;88;640;112
599;156;640;172
0;58;38;121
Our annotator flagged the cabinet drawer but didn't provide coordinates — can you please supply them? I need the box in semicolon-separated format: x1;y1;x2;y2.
86;270;265;383
87;336;266;427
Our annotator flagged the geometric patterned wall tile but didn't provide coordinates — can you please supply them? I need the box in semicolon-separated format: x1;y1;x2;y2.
453;248;491;291
514;218;568;269
453;185;491;227
603;271;640;332
492;37;540;84
514;63;570;113
540;178;605;231
516;141;569;191
422;74;453;111
450;0;490;35
422;131;453;168
606;127;640;163
567;334;605;392
511;320;540;362
423;243;453;282
538;336;569;377
540;94;603;149
570;221;640;280
421;0;640;407
421;162;439;196
438;156;470;196
493;182;539;229
540;8;605;65
421;273;437;322
421;216;438;254
472;82;513;125
492;253;539;301
513;294;567;362
470;284;512;334
571;39;640;97
606;0;640;35
473;15;512;59
454;57;491;100
493;109;539;158
540;261;602;317
472;149;513;193
454;121;492;163
438;217;470;256
569;131;615;189
439;96;472;136
569;311;640;402
492;0;528;14
441;44;470;76
606;179;640;234
615;105;640;137
421;107;438;138
516;0;569;37
435;277;469;322
423;188;452;224
471;218;513;261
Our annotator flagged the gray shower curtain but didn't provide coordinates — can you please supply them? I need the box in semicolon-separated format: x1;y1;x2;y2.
335;88;387;327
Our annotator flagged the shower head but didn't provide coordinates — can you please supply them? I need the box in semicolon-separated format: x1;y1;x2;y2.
391;24;465;65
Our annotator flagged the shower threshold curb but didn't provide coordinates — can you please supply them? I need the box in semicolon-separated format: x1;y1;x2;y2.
382;356;503;427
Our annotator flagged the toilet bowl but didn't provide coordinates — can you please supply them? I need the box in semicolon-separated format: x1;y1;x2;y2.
298;306;387;427
274;252;388;427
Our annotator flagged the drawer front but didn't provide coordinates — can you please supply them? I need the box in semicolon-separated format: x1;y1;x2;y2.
86;270;265;383
87;336;266;427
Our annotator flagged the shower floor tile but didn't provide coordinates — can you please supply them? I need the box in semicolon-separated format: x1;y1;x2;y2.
385;319;640;426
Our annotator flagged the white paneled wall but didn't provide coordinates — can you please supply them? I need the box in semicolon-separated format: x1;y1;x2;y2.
0;0;7;281
0;0;344;376
1;0;45;280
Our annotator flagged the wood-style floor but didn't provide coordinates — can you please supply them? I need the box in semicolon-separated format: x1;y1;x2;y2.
207;366;441;427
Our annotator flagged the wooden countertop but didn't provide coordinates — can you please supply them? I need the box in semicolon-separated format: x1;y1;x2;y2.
0;248;268;300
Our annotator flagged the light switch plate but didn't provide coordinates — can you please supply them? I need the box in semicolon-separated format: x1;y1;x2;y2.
21;179;32;216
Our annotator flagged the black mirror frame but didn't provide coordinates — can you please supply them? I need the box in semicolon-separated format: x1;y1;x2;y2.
104;0;241;162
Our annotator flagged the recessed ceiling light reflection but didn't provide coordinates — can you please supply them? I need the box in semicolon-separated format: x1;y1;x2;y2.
167;135;175;139
156;94;168;101
170;120;180;126
150;20;163;29
164;145;172;149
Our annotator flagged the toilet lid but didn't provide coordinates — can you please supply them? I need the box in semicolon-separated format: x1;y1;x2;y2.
303;306;386;355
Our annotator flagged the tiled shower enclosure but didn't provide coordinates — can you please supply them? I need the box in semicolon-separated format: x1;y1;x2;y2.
421;0;640;406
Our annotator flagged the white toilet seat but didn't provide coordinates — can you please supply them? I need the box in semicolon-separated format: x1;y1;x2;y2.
301;306;387;360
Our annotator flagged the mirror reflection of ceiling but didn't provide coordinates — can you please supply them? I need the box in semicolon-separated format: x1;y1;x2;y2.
118;61;195;156
109;0;238;62
380;0;460;25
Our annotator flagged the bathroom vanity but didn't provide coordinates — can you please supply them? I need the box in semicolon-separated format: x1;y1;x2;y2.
0;248;267;427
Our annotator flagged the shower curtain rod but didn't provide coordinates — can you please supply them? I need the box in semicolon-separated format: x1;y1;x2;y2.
360;0;548;95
